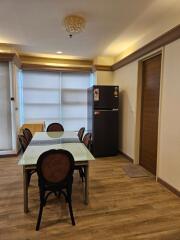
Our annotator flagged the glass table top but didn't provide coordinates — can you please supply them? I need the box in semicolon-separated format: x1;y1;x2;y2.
33;131;79;141
30;131;80;145
19;143;95;165
18;130;95;166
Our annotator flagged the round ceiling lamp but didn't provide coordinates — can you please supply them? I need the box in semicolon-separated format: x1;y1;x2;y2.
64;15;86;38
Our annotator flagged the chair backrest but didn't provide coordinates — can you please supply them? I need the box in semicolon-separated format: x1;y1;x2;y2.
77;127;85;141
18;135;28;153
23;128;33;143
83;133;92;150
37;149;74;185
47;123;64;132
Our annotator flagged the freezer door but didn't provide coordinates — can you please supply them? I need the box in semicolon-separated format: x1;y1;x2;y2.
93;110;118;157
93;86;119;109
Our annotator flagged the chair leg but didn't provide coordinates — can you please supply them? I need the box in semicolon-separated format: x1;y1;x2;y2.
36;203;44;231
79;168;84;182
67;198;75;226
27;171;31;187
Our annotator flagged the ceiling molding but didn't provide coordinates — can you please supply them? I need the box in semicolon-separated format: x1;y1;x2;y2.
20;55;93;66
112;24;180;71
21;63;92;72
0;52;15;61
0;52;21;68
92;65;112;72
20;55;93;72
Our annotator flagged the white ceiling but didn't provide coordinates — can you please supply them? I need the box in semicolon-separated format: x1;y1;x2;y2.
0;0;179;59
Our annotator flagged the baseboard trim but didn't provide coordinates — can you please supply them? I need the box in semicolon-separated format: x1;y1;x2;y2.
119;151;133;162
0;153;18;158
0;149;21;158
157;177;180;197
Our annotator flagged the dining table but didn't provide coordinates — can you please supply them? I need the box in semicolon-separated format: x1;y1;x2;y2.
18;131;95;213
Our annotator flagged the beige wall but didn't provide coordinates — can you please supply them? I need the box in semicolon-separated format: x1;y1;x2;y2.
113;62;138;159
113;39;180;191
95;71;113;85
158;39;180;191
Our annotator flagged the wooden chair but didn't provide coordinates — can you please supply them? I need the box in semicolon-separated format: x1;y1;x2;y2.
36;149;75;231
75;133;92;182
23;128;33;144
18;135;28;152
83;133;92;150
77;127;85;142
18;135;36;186
46;123;64;132
76;127;85;180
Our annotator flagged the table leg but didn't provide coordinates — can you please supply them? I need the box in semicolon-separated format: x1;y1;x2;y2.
23;167;29;213
84;164;89;205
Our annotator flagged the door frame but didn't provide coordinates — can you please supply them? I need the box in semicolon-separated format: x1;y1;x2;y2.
134;48;164;178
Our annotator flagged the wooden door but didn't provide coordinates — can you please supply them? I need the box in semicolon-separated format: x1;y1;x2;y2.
139;54;161;175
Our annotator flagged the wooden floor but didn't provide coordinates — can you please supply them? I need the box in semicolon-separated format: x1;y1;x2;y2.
0;155;180;240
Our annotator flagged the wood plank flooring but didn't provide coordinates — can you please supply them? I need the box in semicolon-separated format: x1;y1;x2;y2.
0;155;180;240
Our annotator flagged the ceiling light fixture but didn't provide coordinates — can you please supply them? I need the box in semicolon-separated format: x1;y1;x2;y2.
64;15;86;38
56;51;63;54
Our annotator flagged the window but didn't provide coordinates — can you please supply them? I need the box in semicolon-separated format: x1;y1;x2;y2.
61;72;90;130
22;71;92;131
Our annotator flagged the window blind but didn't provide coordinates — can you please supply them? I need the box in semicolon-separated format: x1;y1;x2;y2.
61;72;90;131
22;71;91;131
23;71;60;127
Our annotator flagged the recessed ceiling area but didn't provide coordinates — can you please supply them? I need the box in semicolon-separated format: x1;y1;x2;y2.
0;0;179;60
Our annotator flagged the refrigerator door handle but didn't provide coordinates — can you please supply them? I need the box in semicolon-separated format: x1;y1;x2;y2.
94;109;118;112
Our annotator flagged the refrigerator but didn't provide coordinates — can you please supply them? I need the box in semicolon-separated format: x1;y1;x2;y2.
88;85;119;157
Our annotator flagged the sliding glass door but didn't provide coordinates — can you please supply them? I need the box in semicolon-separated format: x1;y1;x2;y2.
0;62;13;152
